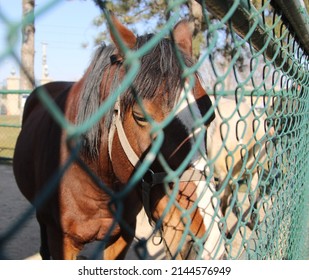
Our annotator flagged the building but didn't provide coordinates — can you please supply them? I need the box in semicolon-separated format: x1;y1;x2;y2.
0;43;52;116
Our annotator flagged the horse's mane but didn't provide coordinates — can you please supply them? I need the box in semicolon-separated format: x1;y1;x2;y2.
77;34;194;158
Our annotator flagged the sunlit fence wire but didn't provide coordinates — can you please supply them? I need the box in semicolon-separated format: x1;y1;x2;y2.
0;0;308;260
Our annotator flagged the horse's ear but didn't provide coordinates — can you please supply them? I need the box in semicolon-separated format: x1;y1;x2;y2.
172;20;193;57
109;13;137;52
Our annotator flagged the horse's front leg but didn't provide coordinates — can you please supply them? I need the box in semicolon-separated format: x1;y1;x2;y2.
103;229;135;260
62;236;84;259
47;228;83;259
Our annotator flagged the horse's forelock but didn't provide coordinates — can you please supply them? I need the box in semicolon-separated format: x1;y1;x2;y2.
116;35;194;111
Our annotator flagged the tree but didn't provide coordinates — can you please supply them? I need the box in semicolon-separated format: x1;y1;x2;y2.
92;0;194;52
20;0;35;90
92;0;246;63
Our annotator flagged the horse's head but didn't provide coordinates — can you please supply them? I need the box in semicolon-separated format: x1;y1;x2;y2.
105;14;214;178
78;14;224;259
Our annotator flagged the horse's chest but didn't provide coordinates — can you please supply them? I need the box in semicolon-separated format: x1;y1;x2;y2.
59;179;119;243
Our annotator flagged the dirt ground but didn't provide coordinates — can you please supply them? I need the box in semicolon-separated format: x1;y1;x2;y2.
0;163;40;259
0;163;164;260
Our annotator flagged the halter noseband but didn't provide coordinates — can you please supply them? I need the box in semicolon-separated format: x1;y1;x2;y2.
108;98;207;223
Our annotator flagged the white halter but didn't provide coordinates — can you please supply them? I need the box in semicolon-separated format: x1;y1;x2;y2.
108;98;139;166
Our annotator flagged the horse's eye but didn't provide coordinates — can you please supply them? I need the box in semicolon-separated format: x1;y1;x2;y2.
133;112;148;125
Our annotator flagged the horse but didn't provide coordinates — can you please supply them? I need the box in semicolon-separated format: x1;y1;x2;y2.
206;96;275;231
13;14;225;260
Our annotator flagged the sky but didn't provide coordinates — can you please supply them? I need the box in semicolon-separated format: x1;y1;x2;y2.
0;0;104;87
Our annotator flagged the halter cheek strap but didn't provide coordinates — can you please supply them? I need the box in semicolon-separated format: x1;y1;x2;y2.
108;98;139;166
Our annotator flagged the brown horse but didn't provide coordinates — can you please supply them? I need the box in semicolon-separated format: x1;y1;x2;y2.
13;14;222;260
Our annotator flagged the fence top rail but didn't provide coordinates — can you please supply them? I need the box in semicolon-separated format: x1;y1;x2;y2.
0;90;31;94
272;0;309;55
0;89;295;97
203;0;308;81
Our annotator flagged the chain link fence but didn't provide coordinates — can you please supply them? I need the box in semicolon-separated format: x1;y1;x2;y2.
0;0;308;260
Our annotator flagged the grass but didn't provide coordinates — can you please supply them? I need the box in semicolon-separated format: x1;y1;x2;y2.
0;115;21;159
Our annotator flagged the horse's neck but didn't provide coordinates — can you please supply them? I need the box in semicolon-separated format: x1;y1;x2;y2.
63;78;115;187
65;78;86;123
96;134;115;186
